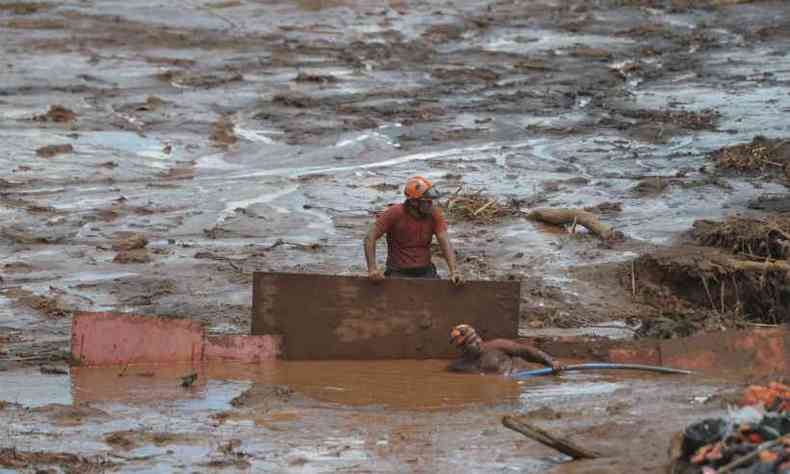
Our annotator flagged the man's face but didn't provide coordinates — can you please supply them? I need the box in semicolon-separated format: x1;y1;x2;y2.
416;198;433;214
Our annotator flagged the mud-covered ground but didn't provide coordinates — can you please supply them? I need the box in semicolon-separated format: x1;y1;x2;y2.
2;0;790;472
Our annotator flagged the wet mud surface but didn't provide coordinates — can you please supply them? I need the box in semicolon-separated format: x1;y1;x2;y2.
2;0;790;471
0;361;738;473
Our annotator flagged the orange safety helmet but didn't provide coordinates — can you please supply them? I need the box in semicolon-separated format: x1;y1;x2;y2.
404;176;440;200
449;324;481;347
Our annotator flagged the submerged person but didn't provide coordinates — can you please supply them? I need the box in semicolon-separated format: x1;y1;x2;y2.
364;176;462;284
448;324;565;375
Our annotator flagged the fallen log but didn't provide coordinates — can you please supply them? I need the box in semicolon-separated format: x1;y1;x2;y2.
527;208;620;240
502;415;600;460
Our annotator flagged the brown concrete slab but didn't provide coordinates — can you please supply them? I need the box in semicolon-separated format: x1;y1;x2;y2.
251;272;520;360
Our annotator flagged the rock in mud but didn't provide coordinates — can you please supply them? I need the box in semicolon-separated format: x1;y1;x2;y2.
35;144;73;158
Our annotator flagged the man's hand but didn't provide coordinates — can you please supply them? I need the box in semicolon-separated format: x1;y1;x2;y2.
368;269;385;282
551;360;566;374
450;271;464;286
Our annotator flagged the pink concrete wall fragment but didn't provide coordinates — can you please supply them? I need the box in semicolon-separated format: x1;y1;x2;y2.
72;311;204;367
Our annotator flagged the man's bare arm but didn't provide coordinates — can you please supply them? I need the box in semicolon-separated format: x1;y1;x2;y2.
436;231;459;280
364;224;384;279
486;339;563;370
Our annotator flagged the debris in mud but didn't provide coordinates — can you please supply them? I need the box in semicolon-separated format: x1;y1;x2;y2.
669;382;789;474
135;95;165;112
528;208;623;240
293;72;338;84
39;365;68;375
632;177;671;196
210;117;237;145
368;182;399;192
621;108;719;131
0;2;52;15
230;385;293;408
631;247;790;331
156;70;242;88
1;288;71;319
206;0;243;9
584;201;623;214
180;372;197;387
431;67;500;83
692;216;790;259
3;18;65;29
711;135;790;177
113;249;152;264
3;262;33;273
112;232;148;251
442;190;520;223
422;23;465;42
635;309;722;339
570;46;611;61
105;431;137;450
203;439;252;469
35;143;73;158
159;165;195;180
33;105;76;123
271;92;320;109
0;448;115;471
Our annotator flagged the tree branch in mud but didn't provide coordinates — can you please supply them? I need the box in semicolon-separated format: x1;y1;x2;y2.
527;208;622;240
502;415;600;460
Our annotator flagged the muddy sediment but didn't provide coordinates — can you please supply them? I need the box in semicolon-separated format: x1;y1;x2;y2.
2;0;790;471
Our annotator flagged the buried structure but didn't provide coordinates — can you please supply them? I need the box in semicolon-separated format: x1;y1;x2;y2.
58;274;790;473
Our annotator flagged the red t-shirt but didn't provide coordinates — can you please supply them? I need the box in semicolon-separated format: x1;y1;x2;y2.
373;203;448;269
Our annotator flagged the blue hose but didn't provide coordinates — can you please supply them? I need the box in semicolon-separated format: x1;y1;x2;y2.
510;363;693;380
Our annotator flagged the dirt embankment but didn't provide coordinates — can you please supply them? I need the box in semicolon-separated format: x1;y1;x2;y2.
627;140;790;338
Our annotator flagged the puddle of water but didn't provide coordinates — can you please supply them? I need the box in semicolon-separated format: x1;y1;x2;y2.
472;28;634;55
518;378;623;404
0;370;72;407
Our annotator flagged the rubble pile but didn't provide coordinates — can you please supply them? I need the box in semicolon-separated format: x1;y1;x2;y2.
672;382;790;473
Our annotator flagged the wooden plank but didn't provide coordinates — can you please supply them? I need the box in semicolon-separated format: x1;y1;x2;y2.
251;272;520;360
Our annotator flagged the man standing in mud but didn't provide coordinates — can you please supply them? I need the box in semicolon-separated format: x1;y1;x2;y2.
448;324;564;374
364;176;462;284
